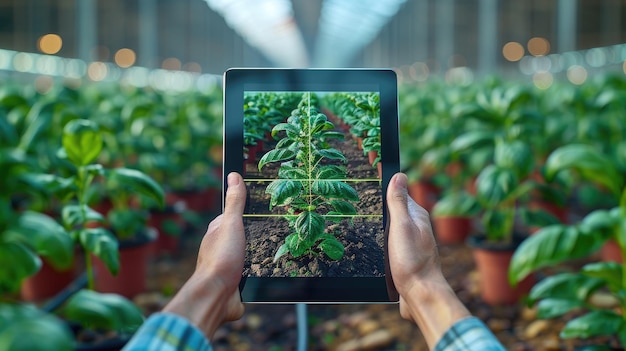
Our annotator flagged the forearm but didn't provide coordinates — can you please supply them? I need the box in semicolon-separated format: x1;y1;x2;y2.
402;277;471;349
163;273;232;339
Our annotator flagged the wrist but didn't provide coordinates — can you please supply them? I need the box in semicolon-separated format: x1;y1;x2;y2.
163;272;232;339
401;275;471;348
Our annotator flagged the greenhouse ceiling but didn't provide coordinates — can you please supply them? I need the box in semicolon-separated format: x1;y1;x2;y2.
204;0;407;67
0;0;625;79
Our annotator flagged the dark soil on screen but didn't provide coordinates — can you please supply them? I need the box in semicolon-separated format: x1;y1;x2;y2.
242;129;385;278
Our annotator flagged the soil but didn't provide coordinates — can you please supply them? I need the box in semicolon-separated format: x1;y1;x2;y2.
242;129;384;278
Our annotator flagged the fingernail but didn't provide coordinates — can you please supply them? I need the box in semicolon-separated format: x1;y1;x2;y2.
394;173;408;188
227;172;240;186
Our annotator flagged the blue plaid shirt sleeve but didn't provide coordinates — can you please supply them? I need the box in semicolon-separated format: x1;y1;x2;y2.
434;316;506;351
122;313;212;351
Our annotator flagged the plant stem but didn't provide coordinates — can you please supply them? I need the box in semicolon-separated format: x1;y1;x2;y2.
78;166;95;290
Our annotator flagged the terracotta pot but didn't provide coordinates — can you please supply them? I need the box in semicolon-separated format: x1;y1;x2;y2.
176;187;219;212
407;180;439;212
367;150;377;165
367;151;382;178
93;232;155;298
432;216;472;245
468;235;535;305
148;208;184;256
600;239;623;263
357;137;363;150
21;259;77;302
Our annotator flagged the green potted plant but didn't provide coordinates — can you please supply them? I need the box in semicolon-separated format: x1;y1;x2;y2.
61;118;164;298
451;117;539;304
0;84;145;350
509;143;626;347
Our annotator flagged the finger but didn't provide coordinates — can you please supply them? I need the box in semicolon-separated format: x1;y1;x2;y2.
224;172;247;217
387;173;410;220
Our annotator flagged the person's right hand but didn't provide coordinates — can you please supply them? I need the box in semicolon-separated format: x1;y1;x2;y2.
387;173;470;348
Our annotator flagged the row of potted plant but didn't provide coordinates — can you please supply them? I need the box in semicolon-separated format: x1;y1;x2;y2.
399;74;626;347
0;79;225;350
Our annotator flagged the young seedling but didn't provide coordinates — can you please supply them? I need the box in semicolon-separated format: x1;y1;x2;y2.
258;92;359;262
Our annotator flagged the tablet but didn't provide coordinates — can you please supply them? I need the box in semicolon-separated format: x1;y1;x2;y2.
223;68;399;303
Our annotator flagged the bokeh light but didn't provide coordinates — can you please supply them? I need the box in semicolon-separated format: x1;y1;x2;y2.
503;42;524;61
183;62;202;73
567;65;587;85
527;37;550;56
38;34;63;54
409;62;429;82
533;71;553;89
162;58;182;70
13;52;34;72
87;61;108;81
114;48;136;68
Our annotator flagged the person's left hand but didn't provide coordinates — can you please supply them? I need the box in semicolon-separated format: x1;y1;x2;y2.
163;172;246;338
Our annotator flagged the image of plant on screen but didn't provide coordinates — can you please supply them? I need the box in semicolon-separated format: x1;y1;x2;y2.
258;92;359;262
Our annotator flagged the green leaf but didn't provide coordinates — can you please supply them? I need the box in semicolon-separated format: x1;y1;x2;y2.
286;233;308;258
536;298;585;319
432;192;479;217
315;165;347;180
271;123;299;138
544;144;623;198
315;148;347;162
266;179;303;209
277;165;307;180
509;225;610;285
528;273;604;303
62;204;105;228
0;113;18;146
0;241;41;293
519;208;560;228
0;305;73;351
258;149;297;170
560;310;623;339
77;228;119;275
582;262;622;292
326;199;357;215
312;180;359;201
18;100;57;152
107;168;165;209
319;237;344;260
494;139;533;179
62;289;144;333
4;211;74;270
320;131;345;140
449;130;494;155
475;165;518;207
62;119;103;166
19;173;76;200
273;243;289;263
295;211;325;242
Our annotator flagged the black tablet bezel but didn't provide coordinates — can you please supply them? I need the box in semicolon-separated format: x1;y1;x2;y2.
223;68;400;303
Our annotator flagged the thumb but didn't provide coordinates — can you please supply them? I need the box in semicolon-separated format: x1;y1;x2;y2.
224;172;246;217
387;173;411;220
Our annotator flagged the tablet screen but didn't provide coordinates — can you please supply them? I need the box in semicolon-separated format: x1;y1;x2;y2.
223;69;399;303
